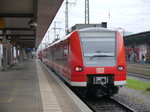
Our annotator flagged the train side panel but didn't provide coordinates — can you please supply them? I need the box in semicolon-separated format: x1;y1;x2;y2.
45;39;72;82
114;31;126;86
69;31;87;86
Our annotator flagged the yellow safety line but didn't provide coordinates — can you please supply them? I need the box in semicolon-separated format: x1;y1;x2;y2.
0;82;20;103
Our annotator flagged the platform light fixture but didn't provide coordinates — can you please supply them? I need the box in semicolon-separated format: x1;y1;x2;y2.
28;18;37;29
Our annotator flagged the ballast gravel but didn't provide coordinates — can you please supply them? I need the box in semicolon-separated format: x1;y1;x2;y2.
113;86;150;112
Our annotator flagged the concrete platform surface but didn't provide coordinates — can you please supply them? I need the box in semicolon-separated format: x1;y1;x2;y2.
0;59;92;112
0;59;42;112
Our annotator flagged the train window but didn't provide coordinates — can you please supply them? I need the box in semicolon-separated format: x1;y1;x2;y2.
61;40;69;67
80;31;116;67
81;37;115;56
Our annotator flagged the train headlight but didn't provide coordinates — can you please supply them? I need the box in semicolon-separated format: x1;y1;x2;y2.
75;66;83;72
117;65;124;71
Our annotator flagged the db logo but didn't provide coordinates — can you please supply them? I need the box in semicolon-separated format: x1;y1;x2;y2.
96;68;104;73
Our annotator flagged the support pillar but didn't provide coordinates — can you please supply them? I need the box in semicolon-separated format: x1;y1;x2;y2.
19;45;23;62
2;36;7;71
15;45;19;63
7;41;11;65
11;46;14;64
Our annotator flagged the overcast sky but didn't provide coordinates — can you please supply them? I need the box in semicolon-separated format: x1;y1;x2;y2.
41;0;150;45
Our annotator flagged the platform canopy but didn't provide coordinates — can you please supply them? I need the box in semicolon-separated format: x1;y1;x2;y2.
0;0;64;48
124;31;150;46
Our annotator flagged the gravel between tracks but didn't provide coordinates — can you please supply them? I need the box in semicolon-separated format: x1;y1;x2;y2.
113;86;150;112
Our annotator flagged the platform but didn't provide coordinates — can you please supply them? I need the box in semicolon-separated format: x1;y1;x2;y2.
0;59;92;112
127;62;150;76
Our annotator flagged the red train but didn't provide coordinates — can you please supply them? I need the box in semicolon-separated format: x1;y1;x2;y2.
41;27;126;97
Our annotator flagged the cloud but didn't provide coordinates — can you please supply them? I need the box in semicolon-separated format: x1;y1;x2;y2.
41;0;150;44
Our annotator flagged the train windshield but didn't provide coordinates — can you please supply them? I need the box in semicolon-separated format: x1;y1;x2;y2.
80;31;116;67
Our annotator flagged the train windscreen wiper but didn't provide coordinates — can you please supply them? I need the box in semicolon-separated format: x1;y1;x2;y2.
90;53;114;60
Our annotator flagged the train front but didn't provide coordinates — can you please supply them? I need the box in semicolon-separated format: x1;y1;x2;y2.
71;28;126;97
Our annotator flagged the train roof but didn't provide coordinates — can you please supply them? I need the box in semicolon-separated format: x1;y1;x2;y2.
45;32;72;49
45;27;116;49
79;27;115;32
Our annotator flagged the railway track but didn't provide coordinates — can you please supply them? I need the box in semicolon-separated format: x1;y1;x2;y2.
128;72;150;80
82;96;135;112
